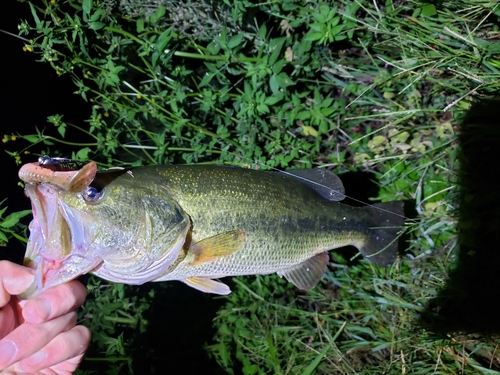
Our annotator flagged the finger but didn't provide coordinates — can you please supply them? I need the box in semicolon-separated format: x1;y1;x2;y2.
0;312;76;371
22;280;87;324
18;325;91;374
0;261;35;306
0;301;17;339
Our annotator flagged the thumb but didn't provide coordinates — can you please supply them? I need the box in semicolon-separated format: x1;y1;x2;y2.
0;261;35;306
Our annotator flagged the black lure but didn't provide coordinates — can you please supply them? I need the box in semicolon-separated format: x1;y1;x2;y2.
38;155;87;172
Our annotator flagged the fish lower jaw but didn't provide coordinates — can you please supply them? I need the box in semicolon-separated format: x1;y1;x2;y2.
21;253;96;299
20;255;63;299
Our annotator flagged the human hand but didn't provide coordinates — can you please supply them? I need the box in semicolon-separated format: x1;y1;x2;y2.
0;260;90;374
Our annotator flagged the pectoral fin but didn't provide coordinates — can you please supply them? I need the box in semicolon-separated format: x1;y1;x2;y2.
183;277;231;295
187;230;246;266
277;252;329;290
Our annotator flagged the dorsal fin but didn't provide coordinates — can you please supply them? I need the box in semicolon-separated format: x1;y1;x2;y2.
286;168;345;201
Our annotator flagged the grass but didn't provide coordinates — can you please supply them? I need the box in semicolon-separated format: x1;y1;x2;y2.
3;0;500;373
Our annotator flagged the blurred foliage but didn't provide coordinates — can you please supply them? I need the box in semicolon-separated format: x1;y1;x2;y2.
0;199;30;247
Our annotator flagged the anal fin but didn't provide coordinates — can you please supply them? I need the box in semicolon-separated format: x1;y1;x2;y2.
277;252;329;290
183;277;231;295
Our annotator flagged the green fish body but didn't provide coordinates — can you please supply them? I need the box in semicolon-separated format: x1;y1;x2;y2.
19;163;404;297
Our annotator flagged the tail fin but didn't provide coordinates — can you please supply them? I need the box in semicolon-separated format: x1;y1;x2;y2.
359;201;405;267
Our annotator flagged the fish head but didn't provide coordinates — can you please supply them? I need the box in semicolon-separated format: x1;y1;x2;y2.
19;162;190;299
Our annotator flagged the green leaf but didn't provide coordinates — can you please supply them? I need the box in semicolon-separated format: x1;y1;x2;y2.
268;37;286;66
29;3;41;27
155;30;171;52
149;6;165;24
23;135;40;143
256;103;270;114
275;72;294;88
312;12;326;23
82;0;92;16
302;126;318;137
310;23;325;32
0;210;32;229
329;17;340;28
320;5;331;17
206;42;221;55
137;19;145;33
90;22;105;30
282;3;297;11
0;231;8;242
304;32;323;42
213;35;227;50
199;73;215;88
227;33;244;49
264;94;283;106
258;24;267;39
11;232;27;243
421;3;437;17
330;24;345;37
328;8;338;20
155;6;166;20
272;59;285;75
269;75;280;95
90;9;104;22
58;124;66;138
74;147;90;161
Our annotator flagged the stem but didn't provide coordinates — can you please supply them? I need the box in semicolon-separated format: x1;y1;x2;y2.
43;136;98;147
66;122;99;140
103;316;137;324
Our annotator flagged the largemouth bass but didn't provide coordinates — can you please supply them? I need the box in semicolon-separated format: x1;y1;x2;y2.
18;160;404;298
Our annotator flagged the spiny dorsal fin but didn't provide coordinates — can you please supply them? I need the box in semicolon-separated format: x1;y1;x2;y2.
186;230;246;266
183;277;231;295
277;252;329;290
286;169;345;201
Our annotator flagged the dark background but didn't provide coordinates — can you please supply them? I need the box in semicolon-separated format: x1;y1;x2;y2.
1;1;89;262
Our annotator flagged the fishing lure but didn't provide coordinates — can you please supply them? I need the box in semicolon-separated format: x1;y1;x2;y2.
19;157;97;193
38;155;88;172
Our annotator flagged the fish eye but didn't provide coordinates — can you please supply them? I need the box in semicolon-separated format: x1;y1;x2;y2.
82;183;104;202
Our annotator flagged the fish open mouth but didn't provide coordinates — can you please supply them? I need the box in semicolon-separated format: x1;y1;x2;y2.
18;162;101;299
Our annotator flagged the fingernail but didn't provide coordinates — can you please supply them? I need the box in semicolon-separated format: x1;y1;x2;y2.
35;298;53;320
0;341;17;365
25;351;47;368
